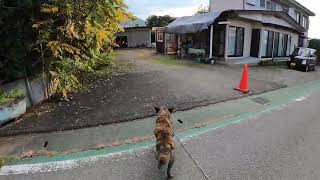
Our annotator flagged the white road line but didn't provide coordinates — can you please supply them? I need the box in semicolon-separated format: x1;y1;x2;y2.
0;147;148;176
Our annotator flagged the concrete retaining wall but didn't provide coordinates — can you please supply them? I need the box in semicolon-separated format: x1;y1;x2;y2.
1;75;49;109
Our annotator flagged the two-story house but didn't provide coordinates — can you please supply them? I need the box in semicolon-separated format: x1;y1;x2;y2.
163;0;315;63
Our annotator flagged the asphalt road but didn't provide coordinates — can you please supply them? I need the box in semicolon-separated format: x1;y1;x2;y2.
3;90;320;180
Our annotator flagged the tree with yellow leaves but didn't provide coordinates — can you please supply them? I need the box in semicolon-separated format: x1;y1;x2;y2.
33;0;133;98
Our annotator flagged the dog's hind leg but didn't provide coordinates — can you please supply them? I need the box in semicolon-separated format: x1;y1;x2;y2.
155;151;159;160
167;151;175;179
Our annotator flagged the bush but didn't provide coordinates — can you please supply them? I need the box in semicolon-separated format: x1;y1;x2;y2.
0;156;4;168
0;89;24;106
33;0;133;97
309;39;320;63
0;0;132;98
0;0;43;82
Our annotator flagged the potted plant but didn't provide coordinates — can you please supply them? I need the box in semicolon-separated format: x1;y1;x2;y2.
0;89;26;125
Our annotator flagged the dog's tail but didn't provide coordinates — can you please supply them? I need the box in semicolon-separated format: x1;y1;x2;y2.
158;153;169;169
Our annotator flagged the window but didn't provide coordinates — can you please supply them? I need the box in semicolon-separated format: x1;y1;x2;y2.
261;30;291;58
299;14;303;25
278;33;284;57
286;35;292;56
260;0;275;10
261;30;268;57
266;31;274;57
228;26;244;57
246;0;256;6
282;6;289;13
306;18;309;29
157;33;163;42
213;27;225;57
260;0;266;8
302;16;308;28
296;12;300;23
266;0;275;11
273;32;279;57
228;27;236;56
283;34;289;56
261;30;274;57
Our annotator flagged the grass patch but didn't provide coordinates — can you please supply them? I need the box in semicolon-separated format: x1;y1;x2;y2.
152;57;204;68
93;59;135;76
92;53;135;77
0;149;79;167
258;60;287;66
0;156;19;168
0;89;24;107
258;60;288;70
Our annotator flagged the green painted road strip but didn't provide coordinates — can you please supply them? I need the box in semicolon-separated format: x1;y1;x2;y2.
4;80;320;168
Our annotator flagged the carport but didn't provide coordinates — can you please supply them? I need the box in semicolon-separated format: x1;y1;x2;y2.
164;12;223;59
163;10;304;64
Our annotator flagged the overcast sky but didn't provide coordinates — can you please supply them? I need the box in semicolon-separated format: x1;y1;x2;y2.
124;0;320;39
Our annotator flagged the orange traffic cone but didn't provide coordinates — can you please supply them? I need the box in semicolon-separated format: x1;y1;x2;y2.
235;64;249;93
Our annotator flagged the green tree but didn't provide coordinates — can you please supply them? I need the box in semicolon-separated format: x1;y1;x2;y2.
309;39;320;61
196;5;209;14
0;0;43;82
146;15;174;27
33;0;133;97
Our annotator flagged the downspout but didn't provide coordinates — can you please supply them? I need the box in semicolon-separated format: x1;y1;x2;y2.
209;25;213;59
243;0;245;10
224;24;229;61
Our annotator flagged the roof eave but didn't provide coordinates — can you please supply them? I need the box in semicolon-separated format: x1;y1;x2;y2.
284;0;315;16
230;10;306;33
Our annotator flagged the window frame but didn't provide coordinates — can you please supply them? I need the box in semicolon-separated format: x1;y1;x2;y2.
273;32;280;57
286;35;292;56
228;26;245;57
278;33;284;57
261;30;291;58
296;12;300;23
157;33;163;42
302;16;308;28
261;30;274;58
260;0;266;8
266;31;274;57
266;0;275;11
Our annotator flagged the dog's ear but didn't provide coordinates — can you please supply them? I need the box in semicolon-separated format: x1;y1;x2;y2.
154;107;160;113
168;108;174;113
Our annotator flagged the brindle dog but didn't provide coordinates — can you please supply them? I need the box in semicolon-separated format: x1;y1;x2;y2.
154;107;175;179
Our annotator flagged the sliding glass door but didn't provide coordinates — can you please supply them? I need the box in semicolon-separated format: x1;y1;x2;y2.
228;26;244;57
273;32;279;57
261;29;292;58
261;30;268;57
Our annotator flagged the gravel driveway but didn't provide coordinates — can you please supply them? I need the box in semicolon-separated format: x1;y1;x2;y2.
1;48;317;136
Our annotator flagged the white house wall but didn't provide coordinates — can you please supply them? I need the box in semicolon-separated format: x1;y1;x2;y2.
238;13;297;30
209;0;243;12
224;18;299;61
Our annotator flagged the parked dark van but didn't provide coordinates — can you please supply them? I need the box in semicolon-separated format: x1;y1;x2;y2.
287;48;317;72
